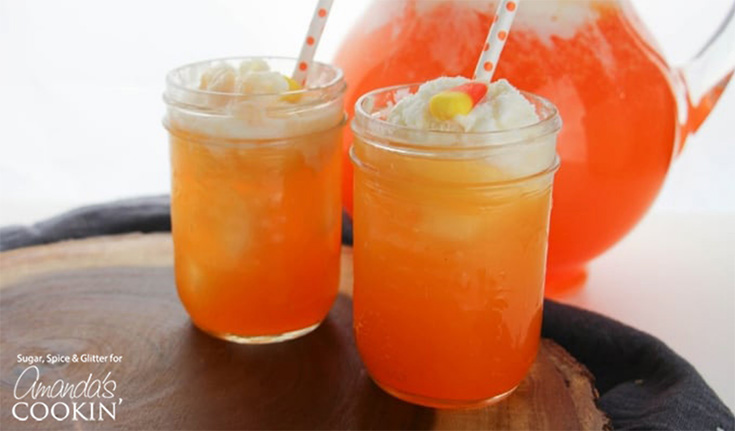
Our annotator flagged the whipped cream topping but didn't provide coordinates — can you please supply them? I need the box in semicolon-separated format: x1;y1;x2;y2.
387;77;540;133
199;60;291;94
364;77;556;180
166;59;343;140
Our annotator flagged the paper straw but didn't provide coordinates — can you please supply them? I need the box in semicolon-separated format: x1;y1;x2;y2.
292;0;334;86
473;0;519;81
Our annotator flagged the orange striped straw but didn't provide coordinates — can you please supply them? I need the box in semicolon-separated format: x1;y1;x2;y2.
473;0;519;81
292;0;334;86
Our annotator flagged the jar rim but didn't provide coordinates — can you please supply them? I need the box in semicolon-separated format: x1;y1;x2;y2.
350;143;561;189
163;56;346;140
164;56;345;106
352;82;562;152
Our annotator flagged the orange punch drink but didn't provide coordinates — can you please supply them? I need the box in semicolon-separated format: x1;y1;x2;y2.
350;78;561;408
163;57;345;343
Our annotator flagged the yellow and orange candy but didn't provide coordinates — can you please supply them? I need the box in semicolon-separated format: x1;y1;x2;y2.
429;82;488;120
282;76;303;103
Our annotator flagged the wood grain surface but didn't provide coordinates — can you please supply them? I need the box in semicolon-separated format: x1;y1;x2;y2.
0;234;609;430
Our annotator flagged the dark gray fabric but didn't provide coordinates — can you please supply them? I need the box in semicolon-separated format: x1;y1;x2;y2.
0;196;354;253
1;196;733;430
543;301;734;430
0;196;171;251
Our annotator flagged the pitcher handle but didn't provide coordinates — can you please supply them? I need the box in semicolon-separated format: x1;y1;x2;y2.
675;1;735;149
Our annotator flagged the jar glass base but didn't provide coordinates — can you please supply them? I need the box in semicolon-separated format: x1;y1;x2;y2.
197;321;322;344
373;379;519;409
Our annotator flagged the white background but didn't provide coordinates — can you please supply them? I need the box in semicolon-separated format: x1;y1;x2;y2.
1;0;733;412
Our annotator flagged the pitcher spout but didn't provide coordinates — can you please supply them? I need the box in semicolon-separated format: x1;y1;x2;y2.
675;2;734;151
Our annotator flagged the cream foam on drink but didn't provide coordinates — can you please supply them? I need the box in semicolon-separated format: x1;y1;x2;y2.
361;1;601;43
199;59;293;94
374;77;555;179
166;59;343;140
387;77;539;133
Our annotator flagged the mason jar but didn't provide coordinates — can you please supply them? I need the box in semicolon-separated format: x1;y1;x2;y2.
163;57;345;344
351;83;561;407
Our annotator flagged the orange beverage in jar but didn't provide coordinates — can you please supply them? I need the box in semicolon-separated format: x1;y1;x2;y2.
163;57;345;343
351;79;561;407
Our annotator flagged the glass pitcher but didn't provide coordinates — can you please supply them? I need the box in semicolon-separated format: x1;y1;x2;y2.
334;0;734;294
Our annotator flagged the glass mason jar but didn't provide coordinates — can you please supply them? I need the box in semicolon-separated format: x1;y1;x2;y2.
351;83;561;408
163;57;345;344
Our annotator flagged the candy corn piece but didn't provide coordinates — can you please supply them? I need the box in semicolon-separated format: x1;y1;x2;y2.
282;75;303;103
429;82;488;120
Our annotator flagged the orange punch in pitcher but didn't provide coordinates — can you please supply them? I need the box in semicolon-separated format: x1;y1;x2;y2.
351;78;561;408
163;57;346;343
332;0;735;294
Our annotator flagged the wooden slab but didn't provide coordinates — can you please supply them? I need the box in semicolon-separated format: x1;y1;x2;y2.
0;234;610;430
